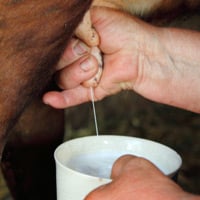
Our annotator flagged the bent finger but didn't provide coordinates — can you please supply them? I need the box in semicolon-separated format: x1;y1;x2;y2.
57;38;90;70
75;11;99;47
43;86;91;109
82;46;103;87
111;155;164;180
56;55;98;89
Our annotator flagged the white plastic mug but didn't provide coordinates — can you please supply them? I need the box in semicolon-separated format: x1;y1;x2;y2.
54;135;182;200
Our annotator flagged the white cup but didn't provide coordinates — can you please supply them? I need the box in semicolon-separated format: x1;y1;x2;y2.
54;135;182;200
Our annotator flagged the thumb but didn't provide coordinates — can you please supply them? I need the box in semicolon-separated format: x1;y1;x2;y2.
111;154;164;180
85;155;164;200
90;7;116;34
75;11;99;46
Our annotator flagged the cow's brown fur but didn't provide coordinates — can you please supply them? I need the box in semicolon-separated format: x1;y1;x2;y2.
0;0;92;151
0;1;92;198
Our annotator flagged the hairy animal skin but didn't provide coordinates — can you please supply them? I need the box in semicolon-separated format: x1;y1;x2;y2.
0;0;92;151
0;1;92;199
0;0;92;137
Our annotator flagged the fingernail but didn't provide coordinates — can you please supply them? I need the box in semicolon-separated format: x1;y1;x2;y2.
80;57;94;72
73;40;89;56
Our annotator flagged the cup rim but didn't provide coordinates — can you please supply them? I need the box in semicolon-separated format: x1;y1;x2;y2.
54;135;182;178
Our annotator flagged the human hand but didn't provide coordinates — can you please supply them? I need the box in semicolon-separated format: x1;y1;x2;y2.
43;8;152;108
43;7;200;113
85;155;198;200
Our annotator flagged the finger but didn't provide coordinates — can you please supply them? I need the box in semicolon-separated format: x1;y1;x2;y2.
111;155;164;180
56;55;99;89
43;86;92;109
57;38;90;70
84;184;112;200
43;82;109;109
85;155;184;200
75;11;99;47
82;46;103;87
84;156;163;200
84;156;144;200
111;155;138;179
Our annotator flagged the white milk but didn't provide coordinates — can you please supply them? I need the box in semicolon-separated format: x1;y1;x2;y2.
67;152;121;178
55;135;182;200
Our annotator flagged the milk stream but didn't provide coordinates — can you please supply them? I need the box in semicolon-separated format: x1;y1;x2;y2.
90;87;99;136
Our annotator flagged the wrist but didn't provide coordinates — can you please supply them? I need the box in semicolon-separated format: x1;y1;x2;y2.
133;24;200;113
132;24;170;100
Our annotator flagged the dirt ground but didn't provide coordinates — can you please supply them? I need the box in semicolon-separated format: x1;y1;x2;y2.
0;7;200;200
